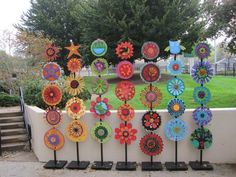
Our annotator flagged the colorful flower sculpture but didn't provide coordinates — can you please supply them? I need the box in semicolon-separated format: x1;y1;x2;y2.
190;128;212;149
90;97;112;119
116;61;134;79
139;133;163;156
91;58;108;75
65;42;81;58
191;61;213;84
167;98;186;117
44;107;62;127
91;77;109;95
115;41;134;60
115;122;137;145
42;83;62;106
193;86;211;104
67;58;82;73
195;43;210;59
141;41;159;60
117;104;135;122
91;39;108;57
42;62;61;82
64;75;85;96
44;128;65;151
165;118;188;141
167;78;185;97
167;59;184;75
66;97;86;119
91;121;112;143
140;63;161;83
193;107;212;126
115;81;135;101
66;120;87;142
44;44;60;61
140;85;162;108
142;111;161;131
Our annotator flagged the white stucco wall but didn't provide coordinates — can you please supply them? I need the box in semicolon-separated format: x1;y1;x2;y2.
25;105;236;164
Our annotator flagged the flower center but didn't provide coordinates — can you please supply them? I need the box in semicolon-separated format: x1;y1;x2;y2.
122;130;129;137
122;108;130;116
46;48;55;57
199;69;207;76
70;80;79;89
173;104;180;112
49;92;54;97
172;64;179;71
174;127;181;133
147;139;156;148
198;91;205;99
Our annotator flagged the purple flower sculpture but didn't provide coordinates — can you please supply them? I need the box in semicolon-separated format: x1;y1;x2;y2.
193;106;212;126
191;61;213;84
195;43;210;59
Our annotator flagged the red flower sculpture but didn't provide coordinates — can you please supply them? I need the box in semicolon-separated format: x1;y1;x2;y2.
42;83;62;106
115;81;135;101
116;61;134;79
90;97;112;120
117;104;135;122
44;44;60;61
115;123;137;145
115;42;134;60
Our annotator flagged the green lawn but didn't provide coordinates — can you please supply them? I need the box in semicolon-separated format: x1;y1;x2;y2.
83;74;236;110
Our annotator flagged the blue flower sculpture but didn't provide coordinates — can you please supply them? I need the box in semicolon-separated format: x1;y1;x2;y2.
167;59;184;75
167;78;185;96
167;98;186;117
193;106;212;126
193;86;211;104
191;61;213;84
165;118;188;141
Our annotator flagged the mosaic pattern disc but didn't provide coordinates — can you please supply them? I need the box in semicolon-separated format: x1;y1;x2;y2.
141;41;160;60
44;128;64;151
140;85;162;108
115;122;137;145
116;61;134;79
140;63;161;83
115;81;135;101
42;83;62;106
117;104;135;122
167;59;184;75
191;61;213;84
91;58;109;76
44;107;62;127
142;111;161;131
193;107;212;126
42;62;61;81
66;97;86;119
193;86;211;104
190;128;213;150
167;78;185;97
91;121;112;143
66;120;87;142
167;98;186;117
91;39;108;57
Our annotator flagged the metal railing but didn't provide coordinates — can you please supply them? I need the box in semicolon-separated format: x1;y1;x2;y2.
0;127;2;156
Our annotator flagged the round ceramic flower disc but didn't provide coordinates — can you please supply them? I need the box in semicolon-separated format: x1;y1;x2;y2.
167;78;185;97
193;86;211;104
195;43;210;59
140;85;162;108
66;120;87;142
140;133;163;156
91;121;112;143
140;63;161;83
91;58;108;76
44;108;62;127
142;111;161;131
193;107;212;126
42;62;61;81
115;81;135;101
191;61;213;84
44;128;64;151
165;118;188;141
90;97;112;120
44;44;59;61
91;39;108;57
115;41;134;60
190;128;212;150
67;58;82;73
115;122;137;145
66;97;86;119
91;77;109;95
65;74;85;96
117;104;135;122
116;61;134;79
141;41;160;60
167;98;186;117
42;83;62;106
167;59;184;75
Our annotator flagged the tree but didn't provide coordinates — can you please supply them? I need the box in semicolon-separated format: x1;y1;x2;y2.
19;0;207;67
205;0;236;54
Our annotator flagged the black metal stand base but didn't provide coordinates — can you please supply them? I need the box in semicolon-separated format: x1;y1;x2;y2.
189;161;213;170
141;162;163;171
43;160;67;169
91;161;113;170
165;162;188;171
116;162;136;171
66;161;90;170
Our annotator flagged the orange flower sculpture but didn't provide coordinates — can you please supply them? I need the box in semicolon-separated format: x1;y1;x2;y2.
42;83;62;106
115;123;137;145
115;42;134;60
67;58;82;73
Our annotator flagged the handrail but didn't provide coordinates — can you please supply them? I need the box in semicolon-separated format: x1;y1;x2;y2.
0;127;2;156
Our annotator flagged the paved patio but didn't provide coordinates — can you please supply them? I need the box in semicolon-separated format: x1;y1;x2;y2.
0;151;236;177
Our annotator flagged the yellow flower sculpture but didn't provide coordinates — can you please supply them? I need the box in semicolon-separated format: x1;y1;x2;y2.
66;97;86;119
66;120;87;142
65;74;85;96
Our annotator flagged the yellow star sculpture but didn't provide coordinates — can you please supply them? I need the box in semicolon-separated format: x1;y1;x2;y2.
65;42;81;59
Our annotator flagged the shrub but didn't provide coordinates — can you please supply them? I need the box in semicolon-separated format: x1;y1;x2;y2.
0;92;20;107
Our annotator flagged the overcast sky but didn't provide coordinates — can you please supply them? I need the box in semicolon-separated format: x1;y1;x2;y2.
0;0;31;31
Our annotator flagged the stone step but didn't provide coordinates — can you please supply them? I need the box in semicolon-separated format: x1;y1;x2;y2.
1;142;26;151
1;128;27;136
1;134;28;144
0;112;23;118
0;122;25;130
0;116;24;123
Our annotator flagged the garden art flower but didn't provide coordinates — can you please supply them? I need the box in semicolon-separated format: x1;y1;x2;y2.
115;122;137;145
191;61;213;84
115;41;134;60
90;97;112;120
64;75;85;96
167;78;185;96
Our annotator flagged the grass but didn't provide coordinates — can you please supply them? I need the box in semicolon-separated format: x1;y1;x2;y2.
83;74;236;110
